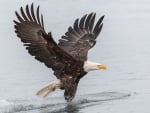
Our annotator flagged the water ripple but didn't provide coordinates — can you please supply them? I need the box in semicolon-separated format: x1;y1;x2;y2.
0;91;130;113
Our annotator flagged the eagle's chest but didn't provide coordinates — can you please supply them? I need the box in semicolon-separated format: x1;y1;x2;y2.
64;62;85;76
55;61;87;79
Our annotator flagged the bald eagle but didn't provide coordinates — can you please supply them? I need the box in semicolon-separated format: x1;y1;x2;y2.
14;3;107;105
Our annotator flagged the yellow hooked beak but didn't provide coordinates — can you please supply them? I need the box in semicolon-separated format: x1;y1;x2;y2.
98;64;107;70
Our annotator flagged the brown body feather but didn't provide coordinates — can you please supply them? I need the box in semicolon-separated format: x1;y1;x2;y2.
14;3;104;102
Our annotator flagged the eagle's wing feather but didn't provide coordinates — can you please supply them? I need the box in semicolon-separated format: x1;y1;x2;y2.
14;4;76;78
58;13;104;61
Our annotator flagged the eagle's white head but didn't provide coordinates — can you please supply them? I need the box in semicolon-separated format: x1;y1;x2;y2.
83;61;107;72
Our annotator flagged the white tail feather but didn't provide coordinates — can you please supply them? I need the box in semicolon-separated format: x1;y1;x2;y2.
36;79;61;98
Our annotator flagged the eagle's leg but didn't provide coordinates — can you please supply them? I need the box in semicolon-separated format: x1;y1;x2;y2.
64;86;76;106
36;79;61;97
67;101;73;106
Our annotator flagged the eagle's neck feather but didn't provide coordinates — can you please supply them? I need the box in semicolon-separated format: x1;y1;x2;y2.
83;61;100;72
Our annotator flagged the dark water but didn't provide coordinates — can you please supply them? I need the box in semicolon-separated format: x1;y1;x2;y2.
2;92;130;113
0;0;150;113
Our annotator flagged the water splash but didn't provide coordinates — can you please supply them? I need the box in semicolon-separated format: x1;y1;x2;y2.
0;92;130;113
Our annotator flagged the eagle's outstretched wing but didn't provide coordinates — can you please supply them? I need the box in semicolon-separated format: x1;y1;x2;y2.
58;13;104;61
14;4;76;78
